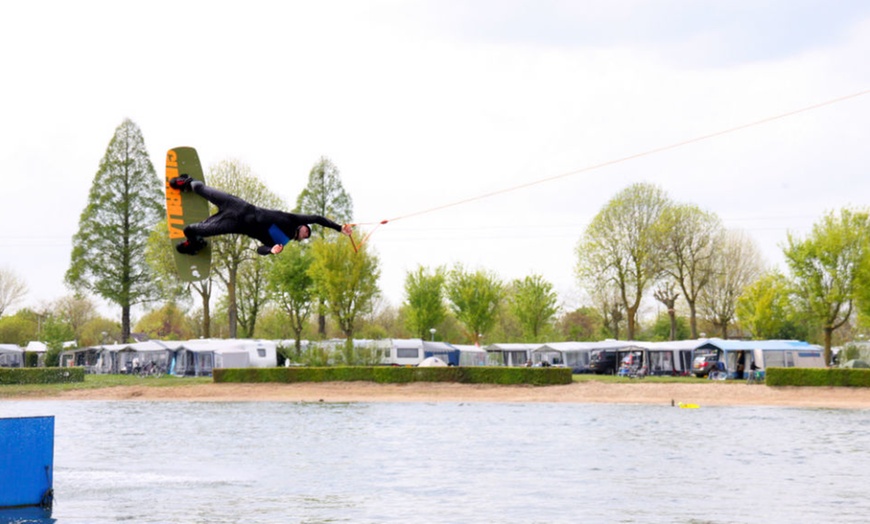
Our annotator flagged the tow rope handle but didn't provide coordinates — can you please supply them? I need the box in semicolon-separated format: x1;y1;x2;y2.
346;220;389;253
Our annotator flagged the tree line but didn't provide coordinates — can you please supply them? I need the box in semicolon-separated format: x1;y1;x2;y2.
2;119;869;366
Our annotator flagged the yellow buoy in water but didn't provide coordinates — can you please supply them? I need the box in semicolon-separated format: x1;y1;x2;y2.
677;402;700;409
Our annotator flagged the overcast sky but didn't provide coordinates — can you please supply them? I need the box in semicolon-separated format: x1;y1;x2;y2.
2;0;869;320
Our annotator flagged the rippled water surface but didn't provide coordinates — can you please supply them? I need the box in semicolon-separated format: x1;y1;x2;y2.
2;400;870;523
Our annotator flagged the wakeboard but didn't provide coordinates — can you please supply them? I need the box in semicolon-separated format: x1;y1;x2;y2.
165;146;211;281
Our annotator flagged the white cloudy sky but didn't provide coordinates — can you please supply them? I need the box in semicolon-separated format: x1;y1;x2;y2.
1;0;869;319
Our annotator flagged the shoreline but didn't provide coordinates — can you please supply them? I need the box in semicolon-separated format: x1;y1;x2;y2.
7;381;870;409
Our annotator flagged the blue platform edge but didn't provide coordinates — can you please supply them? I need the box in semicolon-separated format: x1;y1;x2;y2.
0;416;54;511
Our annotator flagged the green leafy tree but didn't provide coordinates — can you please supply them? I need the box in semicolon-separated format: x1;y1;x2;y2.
78;317;122;347
403;265;447;340
42;315;75;366
646;312;690;342
0;267;27;317
445;265;503;345
208;160;284;337
509;274;559;342
268;243;315;356
308;234;381;343
0;311;37;345
134;303;192;340
577;182;670;339
655;203;722;338
737;271;802;340
294;156;354;336
145;220;191;302
554;306;605;341
66;119;164;341
784;208;870;364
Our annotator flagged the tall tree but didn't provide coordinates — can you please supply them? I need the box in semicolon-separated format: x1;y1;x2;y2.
655;203;722;338
698;230;764;339
294;157;354;234
308;234;381;343
208;160;284;337
66;119;163;341
784;208;870;364
267;242;315;357
294;156;354;335
509;274;559;342
445;265;503;345
0;267;27;317
576;183;670;340
403;265;447;340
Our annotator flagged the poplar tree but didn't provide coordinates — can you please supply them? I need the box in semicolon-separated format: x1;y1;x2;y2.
66;119;163;341
294;157;353;233
294;156;354;335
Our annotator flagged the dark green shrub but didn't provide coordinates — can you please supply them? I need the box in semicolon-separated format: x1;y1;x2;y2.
0;367;85;385
214;366;572;386
765;367;870;387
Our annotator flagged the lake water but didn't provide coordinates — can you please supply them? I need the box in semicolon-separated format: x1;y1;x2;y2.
1;399;869;523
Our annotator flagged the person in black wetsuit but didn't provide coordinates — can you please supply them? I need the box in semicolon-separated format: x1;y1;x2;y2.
169;174;352;256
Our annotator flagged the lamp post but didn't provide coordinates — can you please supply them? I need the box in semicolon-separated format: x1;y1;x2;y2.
429;328;436;341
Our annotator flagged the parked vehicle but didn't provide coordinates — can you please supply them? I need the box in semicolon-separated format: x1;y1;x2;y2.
588;350;617;374
692;351;720;377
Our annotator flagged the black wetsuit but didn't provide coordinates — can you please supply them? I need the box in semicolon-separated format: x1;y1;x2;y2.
184;181;343;255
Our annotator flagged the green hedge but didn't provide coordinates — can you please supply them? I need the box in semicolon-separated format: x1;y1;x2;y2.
214;366;572;386
765;367;870;387
0;367;86;385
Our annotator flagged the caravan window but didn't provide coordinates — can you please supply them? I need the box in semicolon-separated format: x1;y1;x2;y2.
397;348;418;359
764;351;784;368
257;348;266;357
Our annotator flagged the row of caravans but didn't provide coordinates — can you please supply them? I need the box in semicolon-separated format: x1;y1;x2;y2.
292;337;825;378
484;338;825;378
293;339;492;367
58;339;277;376
5;337;826;379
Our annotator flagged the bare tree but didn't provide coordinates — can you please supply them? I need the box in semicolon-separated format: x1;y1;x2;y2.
0;267;27;317
653;282;680;341
699;230;765;338
656;203;722;338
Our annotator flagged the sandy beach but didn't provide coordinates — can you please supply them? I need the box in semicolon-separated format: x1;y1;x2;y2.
24;381;870;409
